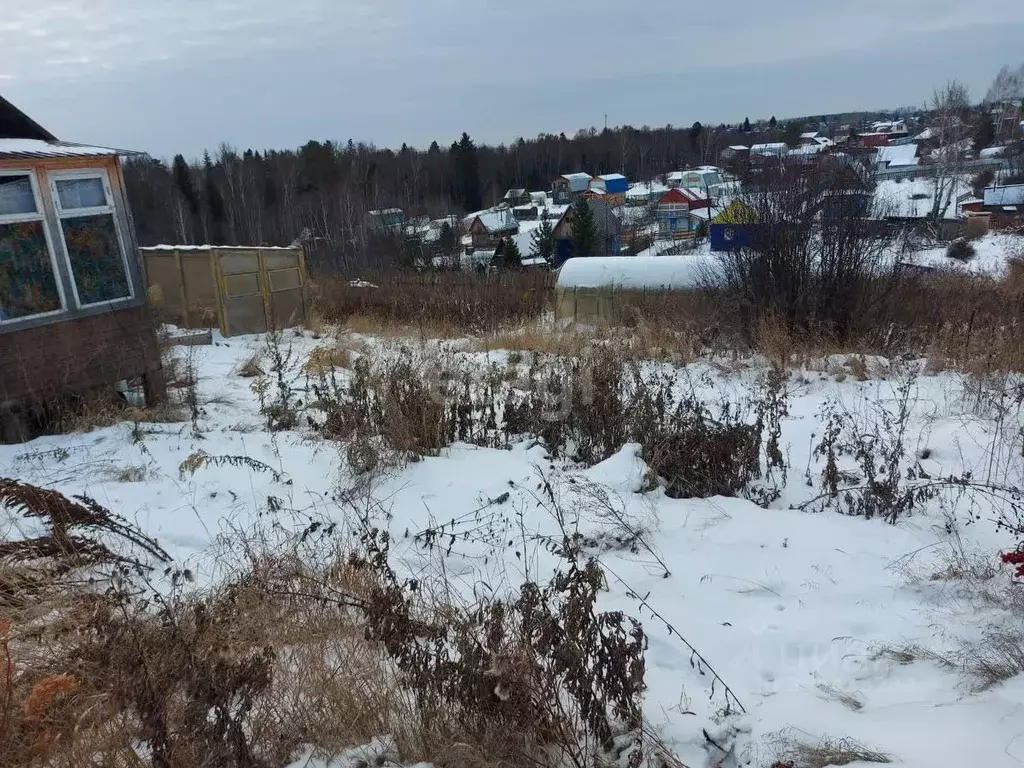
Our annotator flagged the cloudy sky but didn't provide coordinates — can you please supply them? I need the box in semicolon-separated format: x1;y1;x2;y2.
2;0;1022;158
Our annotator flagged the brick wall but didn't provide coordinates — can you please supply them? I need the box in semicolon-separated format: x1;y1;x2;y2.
0;305;165;406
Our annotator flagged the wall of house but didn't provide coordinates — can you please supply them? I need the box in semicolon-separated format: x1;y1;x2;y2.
0;303;164;407
0;154;165;432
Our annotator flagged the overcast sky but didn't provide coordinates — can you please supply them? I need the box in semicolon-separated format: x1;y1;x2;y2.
2;0;1022;159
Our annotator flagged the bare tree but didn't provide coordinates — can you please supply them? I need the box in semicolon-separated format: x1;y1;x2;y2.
930;79;971;220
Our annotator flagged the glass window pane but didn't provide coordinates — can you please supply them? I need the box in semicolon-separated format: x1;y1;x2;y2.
56;177;108;210
0;221;61;320
0;175;38;217
62;214;130;304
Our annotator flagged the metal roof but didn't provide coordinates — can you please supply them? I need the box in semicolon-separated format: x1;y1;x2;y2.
0;139;142;159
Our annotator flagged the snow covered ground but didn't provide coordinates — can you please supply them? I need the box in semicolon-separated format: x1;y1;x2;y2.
4;330;1024;767
905;232;1023;276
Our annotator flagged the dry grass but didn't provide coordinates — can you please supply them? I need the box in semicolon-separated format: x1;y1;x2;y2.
234;351;264;378
303;343;352;375
962;625;1024;691
313;270;553;337
1;479;653;768
307;256;1024;373
815;683;864;711
773;732;893;767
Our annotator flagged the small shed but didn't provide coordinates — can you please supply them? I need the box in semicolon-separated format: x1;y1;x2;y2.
142;245;307;336
0;94;165;441
554;255;716;322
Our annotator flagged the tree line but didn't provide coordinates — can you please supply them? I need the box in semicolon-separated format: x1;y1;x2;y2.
123;118;855;270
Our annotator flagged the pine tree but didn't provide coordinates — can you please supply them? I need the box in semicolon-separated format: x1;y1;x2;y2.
769;116;777;129
689;121;703;148
496;237;522;270
454;132;482;212
571;199;598;259
172;154;199;215
974;111;996;151
203;152;226;244
530;213;556;264
742;117;751;133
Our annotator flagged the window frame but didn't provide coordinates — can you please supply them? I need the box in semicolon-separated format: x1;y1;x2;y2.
0;169;68;325
48;168;134;309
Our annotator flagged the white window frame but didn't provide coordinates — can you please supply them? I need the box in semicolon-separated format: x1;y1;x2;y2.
0;169;67;324
49;168;134;308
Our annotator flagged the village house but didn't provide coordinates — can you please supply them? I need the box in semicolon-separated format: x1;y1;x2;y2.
551;172;593;205
654;187;709;240
624;181;669;206
588;173;628;206
668;168;723;190
367;207;404;235
502;188;531;207
0;95;165;441
551;199;621;261
874;143;919;172
465;208;519;250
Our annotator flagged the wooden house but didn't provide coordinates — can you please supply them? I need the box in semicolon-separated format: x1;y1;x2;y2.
502;188;531;207
466;208;519;249
655;188;709;239
0;95;165;441
552;172;593;205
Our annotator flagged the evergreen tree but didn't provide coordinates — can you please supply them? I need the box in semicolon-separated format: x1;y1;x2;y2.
202;152;226;244
571;199;597;259
530;213;556;264
689;121;703;148
769;116;777;129
454;132;482;212
172;154;199;214
742;117;751;133
974;111;996;151
496;237;522;270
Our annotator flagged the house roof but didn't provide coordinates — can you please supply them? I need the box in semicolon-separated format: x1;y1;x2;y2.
473;208;518;233
749;143;787;155
659;187;708;204
504;188;527;198
597;173;626;181
876;143;919;167
800;132;820;139
626;181;669;199
0;139;142;160
557;172;593;192
984;184;1024;207
0;95;56;141
726;145;749;151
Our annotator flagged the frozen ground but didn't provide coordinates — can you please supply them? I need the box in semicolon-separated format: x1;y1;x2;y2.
906;232;1023;276
3;330;1024;767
